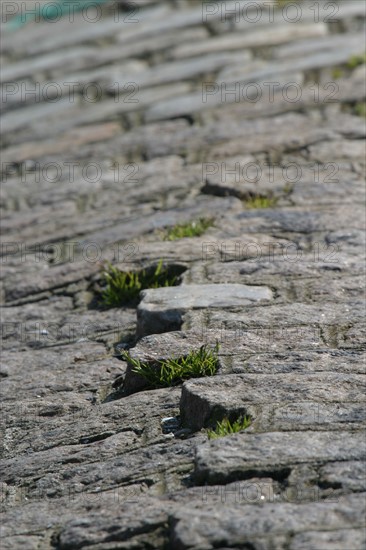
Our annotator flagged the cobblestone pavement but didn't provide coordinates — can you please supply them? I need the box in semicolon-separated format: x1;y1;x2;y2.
1;1;366;548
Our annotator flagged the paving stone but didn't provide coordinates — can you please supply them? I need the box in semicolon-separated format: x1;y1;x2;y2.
1;97;78;133
110;51;252;91
115;27;209;58
171;493;366;550
143;113;338;160
115;0;272;44
180;372;366;430
194;431;366;484
137;284;273;337
8;5;171;55
229;350;366;375
145;71;304;121
190;301;365;333
2;81;191;139
318;461;366;493
1;0;366;547
289;529;366;550
1;60;146;111
1;46;123;82
2;261;100;303
78;196;241;248
171;23;328;59
308;139;366;163
273;31;366;60
1;122;121;163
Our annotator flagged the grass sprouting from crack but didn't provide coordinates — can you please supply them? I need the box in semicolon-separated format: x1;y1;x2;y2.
276;0;298;6
163;218;214;241
332;67;344;80
332;54;365;79
244;195;277;209
207;416;251;440
354;102;366;118
347;53;366;69
100;260;177;307
121;343;220;388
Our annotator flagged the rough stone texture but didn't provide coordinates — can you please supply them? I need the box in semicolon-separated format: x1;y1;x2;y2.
1;1;365;548
194;431;366;484
137;283;273;337
181;372;366;430
170;494;366;550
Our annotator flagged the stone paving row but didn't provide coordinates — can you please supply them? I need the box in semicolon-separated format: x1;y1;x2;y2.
0;1;365;548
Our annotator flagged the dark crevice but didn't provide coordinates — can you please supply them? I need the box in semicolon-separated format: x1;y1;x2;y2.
318;480;343;490
78;431;116;444
195;467;292;487
169;114;195;125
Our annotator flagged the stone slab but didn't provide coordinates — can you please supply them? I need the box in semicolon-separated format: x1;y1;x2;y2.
180;372;366;430
194;431;366;484
137;284;273;337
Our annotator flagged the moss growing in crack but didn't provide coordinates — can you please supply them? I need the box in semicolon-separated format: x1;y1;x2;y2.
276;0;297;6
122;343;220;388
331;54;365;79
331;67;344;80
354;102;366;118
163;218;214;241
100;260;177;307
347;53;366;69
244;195;277;209
207;415;251;440
283;182;294;196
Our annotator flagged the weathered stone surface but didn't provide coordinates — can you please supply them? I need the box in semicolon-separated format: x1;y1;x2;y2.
1;97;78;133
236;350;366;375
181;372;366;430
171;23;328;59
1;1;366;548
273;31;366;60
1;122;121;162
194;431;366;484
289;529;366;550
171;494;366;550
1;46;127;82
137;284;273;337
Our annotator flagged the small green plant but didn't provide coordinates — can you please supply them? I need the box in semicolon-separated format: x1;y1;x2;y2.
354;102;366;118
163;218;214;241
283;182;294;195
100;260;177;307
276;0;297;6
122;343;220;388
207;416;251;440
331;67;344;80
347;53;366;69
244;195;277;209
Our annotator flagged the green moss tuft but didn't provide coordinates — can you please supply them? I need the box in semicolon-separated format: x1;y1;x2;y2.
207;416;251;440
163;218;214;241
100;260;177;307
122;343;220;388
244;195;277;209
